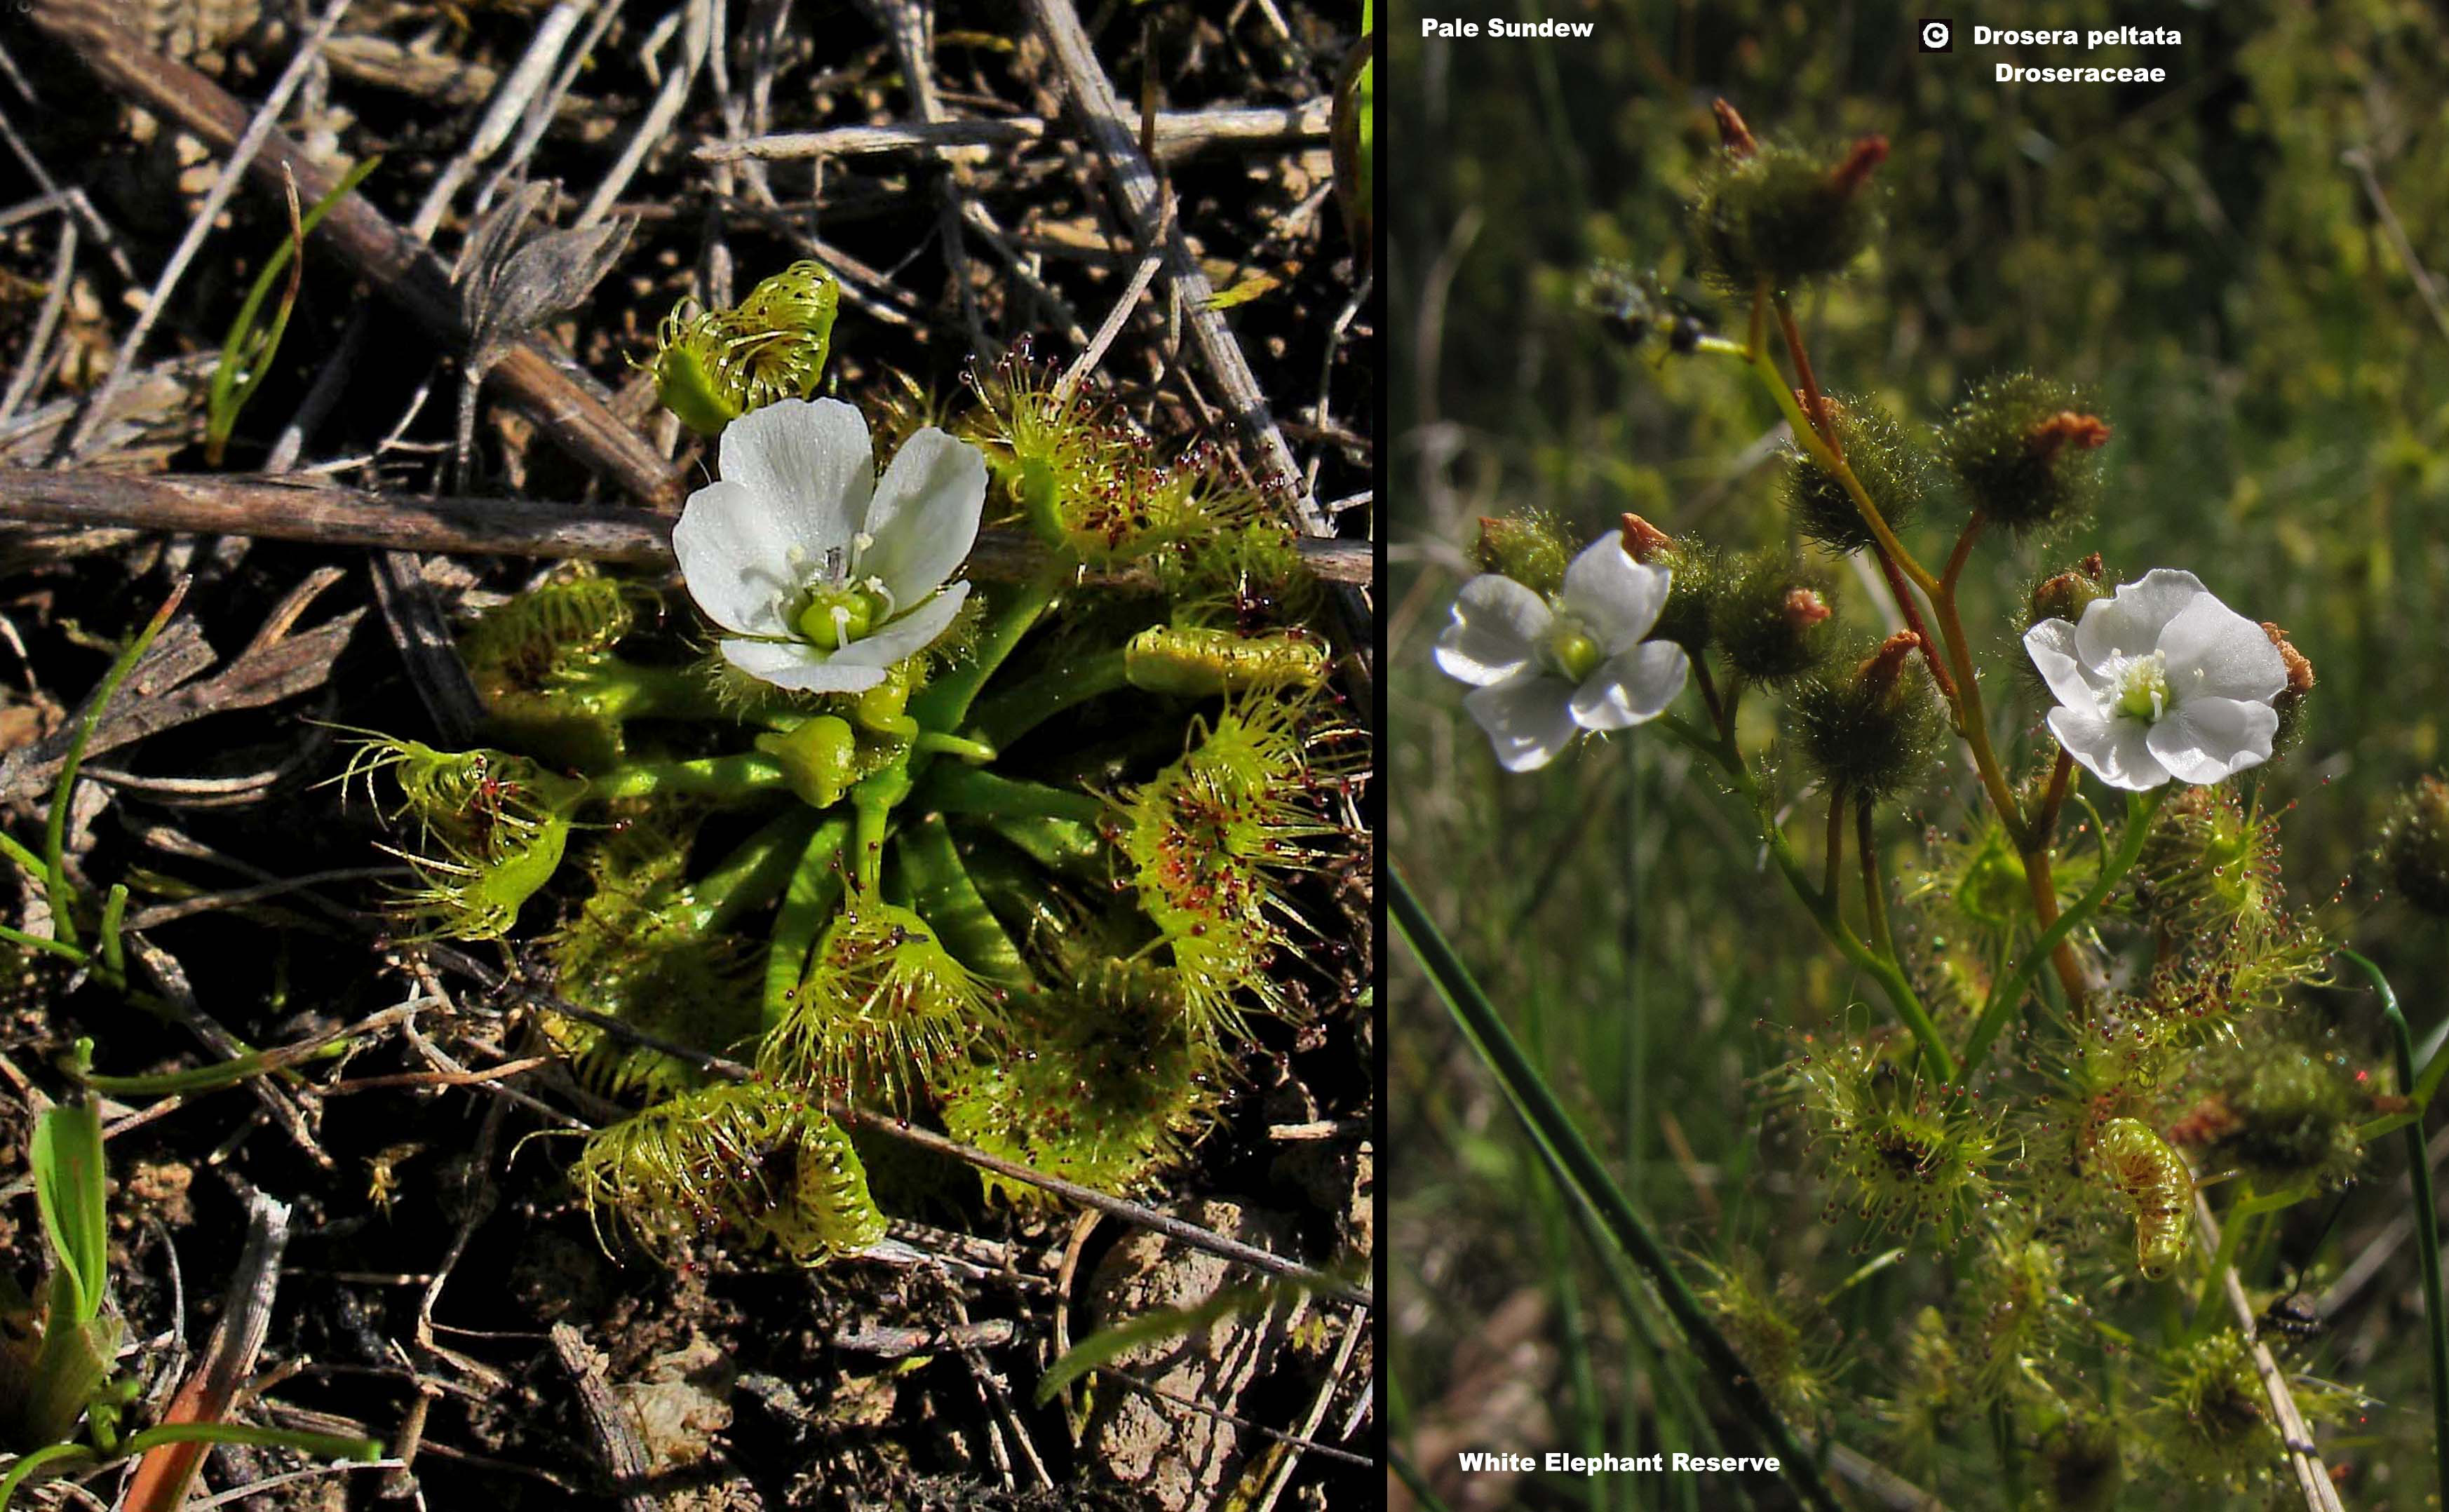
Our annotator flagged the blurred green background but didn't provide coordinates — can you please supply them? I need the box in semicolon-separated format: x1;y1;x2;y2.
1387;0;2449;1506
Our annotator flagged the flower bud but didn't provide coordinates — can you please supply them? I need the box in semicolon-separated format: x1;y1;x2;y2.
1689;109;1889;292
1473;511;1570;598
2262;621;2314;755
1711;97;1759;159
2381;775;2449;917
1783;395;1929;553
1715;555;1837;682
755;714;860;809
1940;375;2110;532
2026;552;2110;629
1619;514;1720;654
1793;632;1945;799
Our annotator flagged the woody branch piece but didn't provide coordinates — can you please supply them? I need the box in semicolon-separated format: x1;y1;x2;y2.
0;468;1377;586
24;0;684;508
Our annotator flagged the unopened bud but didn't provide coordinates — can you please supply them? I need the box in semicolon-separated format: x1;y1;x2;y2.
2261;623;2314;697
2028;553;2110;628
1689;129;1887;292
1716;555;1837;682
1621;513;1675;563
1473;511;1570;597
1785;395;1929;555
1941;374;2109;532
1712;97;1758;159
1856;630;1922;701
2262;621;2315;757
2382;776;2449;918
1795;632;1944;799
2027;410;2112;460
1827;135;1889;196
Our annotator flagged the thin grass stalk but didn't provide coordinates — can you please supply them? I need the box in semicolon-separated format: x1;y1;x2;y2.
1393;868;1842;1512
2339;948;2449;1503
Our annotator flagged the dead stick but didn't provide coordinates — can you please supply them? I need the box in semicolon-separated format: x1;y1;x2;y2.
1018;0;1320;529
696;102;1332;163
548;1325;659;1512
24;0;683;508
0;468;1375;585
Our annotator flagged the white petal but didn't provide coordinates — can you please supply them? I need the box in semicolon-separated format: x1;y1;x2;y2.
857;426;987;610
1462;670;1580;772
1558;535;1671;652
719;637;887;694
825;581;971;670
2158;595;2287;705
2147;695;2277;785
1570;642;1689;730
1435;576;1550;687
2022;617;2106;710
2048;706;2170;790
2074;568;2206;668
716;397;874;563
672;478;797;636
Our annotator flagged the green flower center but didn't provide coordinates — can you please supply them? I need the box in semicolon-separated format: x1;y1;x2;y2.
796;584;889;649
1538;616;1603;684
2111;650;2169;722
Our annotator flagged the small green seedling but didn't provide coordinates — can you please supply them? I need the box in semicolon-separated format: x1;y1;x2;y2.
204;157;382;466
0;1102;382;1504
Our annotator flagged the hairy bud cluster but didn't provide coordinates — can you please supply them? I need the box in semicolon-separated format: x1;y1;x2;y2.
1941;374;2110;532
1690;100;1888;292
1714;554;1837;682
1793;633;1945;799
1783;396;1929;554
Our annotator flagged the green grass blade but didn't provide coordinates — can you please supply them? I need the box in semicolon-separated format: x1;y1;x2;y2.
44;581;188;950
205;156;381;464
2340;947;2449;1504
1034;1274;1314;1407
29;1102;108;1325
1392;867;1842;1512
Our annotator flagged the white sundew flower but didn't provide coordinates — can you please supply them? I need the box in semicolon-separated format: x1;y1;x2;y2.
2023;567;2288;792
1434;534;1691;772
673;396;985;694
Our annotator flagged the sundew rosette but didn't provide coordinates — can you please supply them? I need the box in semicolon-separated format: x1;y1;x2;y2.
337;264;1363;1273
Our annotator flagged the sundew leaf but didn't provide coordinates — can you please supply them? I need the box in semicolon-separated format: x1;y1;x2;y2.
29;1102;109;1325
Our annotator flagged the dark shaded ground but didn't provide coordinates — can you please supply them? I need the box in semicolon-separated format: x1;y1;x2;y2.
0;0;1375;1506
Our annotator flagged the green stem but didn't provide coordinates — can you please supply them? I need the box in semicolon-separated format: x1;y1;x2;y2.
0;923;87;966
47;582;187;948
1658;717;1957;1084
969;645;1133;750
912;731;997;763
895;814;1034;989
1958;788;2167;1079
762;818;851;1030
686;806;823;934
588;753;788;802
2188;1201;2253;1341
551;658;728;723
96;885;128;985
1391;870;1842;1512
910;561;1072;738
0;830;46;885
913;766;1107;828
118;1422;385;1461
2339;947;2449;1504
0;1442;94;1507
849;763;912;895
